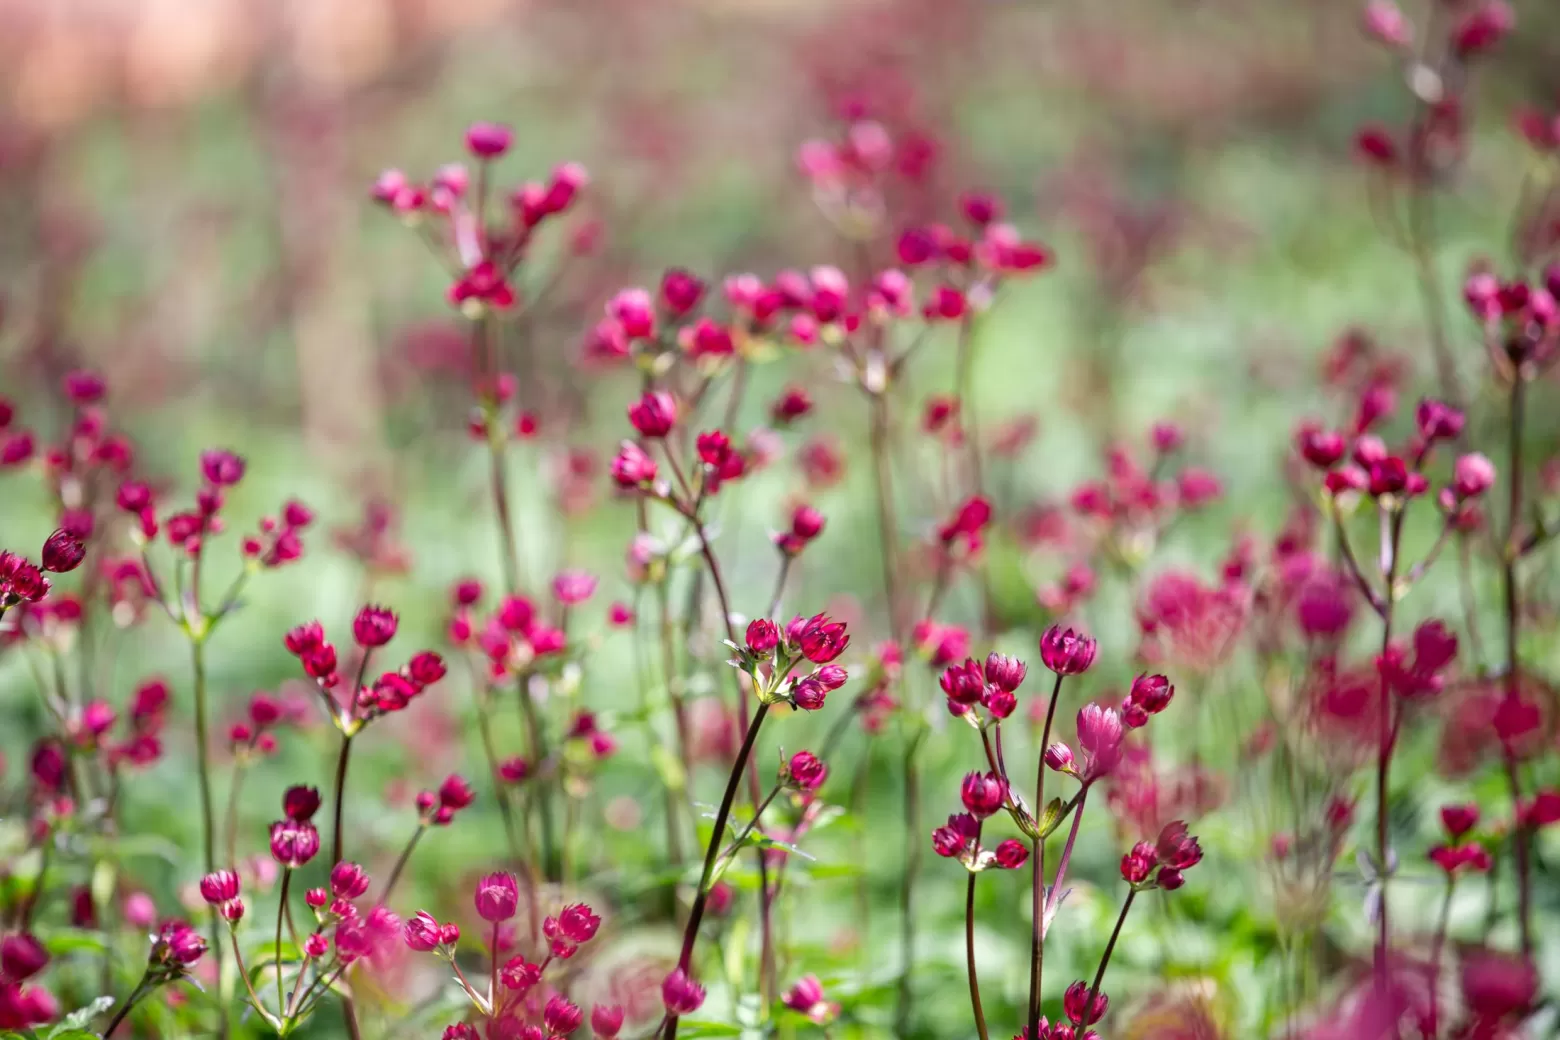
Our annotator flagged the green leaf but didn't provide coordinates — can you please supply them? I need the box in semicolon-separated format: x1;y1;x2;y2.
39;930;110;956
674;1022;744;1037
45;995;114;1036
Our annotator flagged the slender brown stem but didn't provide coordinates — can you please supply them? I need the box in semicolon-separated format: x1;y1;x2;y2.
378;824;426;905
1502;376;1533;957
275;868;292;1014
103;974;151;1037
1427;875;1455;1035
663;703;771;1040
330;734;354;867
965;853;990;1040
1043;787;1090;926
1027;673;1066;1039
188;635;225;1036
1374;502;1402;986
1084;888;1137;1030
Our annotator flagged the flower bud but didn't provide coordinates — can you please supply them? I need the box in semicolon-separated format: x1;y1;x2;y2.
591;1004;625;1038
984;652;1028;692
746;618;780;655
1454;453;1496;499
40;529;85;573
661;969;706;1015
474;872;519;923
786;750;828;792
628;391;678;439
960;771;1005;819
1044;742;1075;773
1039;625;1097;676
352;604;399;647
993;839;1029;869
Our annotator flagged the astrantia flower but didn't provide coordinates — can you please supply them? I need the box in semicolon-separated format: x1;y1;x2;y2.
661;969;706;1015
932;813;980;858
39;530;85;574
330;862;370;899
1076;704;1125;782
269;820;320;869
795;613;850;663
199;870;240;905
352;605;399;647
474;872;519;922
1040;625;1097;675
1063;981;1108;1027
786;750;828;792
150;920;207;968
0;935;48;981
283;785;321;822
993;839;1029;869
404;911;444;952
782;975;839;1024
960;771;1006;818
628;391;678;439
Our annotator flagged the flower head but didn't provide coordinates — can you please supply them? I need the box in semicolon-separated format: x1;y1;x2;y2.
474;872;519;922
786;750;828;792
269;820;320;869
39;530;85;574
352;605;399;647
662;968;706;1015
1076;704;1124;782
795;613;850;663
1040;625;1097;675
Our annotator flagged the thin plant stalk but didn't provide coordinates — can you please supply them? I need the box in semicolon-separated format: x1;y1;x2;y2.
1084;888;1137;1030
662;703;771;1040
1028;673;1066;1038
1501;376;1534;956
965;825;990;1040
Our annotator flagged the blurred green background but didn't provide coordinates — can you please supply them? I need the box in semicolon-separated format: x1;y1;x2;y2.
5;0;1560;1037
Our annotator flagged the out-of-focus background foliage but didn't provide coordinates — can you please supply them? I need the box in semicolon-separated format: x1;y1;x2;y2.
5;0;1560;1037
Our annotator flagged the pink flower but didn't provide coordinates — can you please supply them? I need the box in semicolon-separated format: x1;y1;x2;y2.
39;530;85;574
198;870;240;905
330;862;370;899
544;994;584;1035
465;122;513;159
1076;704;1125;782
782;975;839;1024
474;872;519;922
960;772;1005;819
1039;625;1097;676
608;288;656;340
591;1004;625;1037
0;935;48;981
627;392;677;439
787;750;828;792
283;785;321;822
269;820;320;869
1121;841;1157;884
746;618;780;655
553;570;598;605
661;969;706;1015
795;613;850;663
1453;453;1496;499
352;605;398;647
993;839;1029;869
932;813;980;858
1063;980;1108;1026
404;911;444;952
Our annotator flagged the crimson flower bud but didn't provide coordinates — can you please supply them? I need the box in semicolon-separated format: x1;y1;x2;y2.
305;888;328;909
659;267;706;316
790;504;826;541
607;288;654;339
1415;398;1464;442
557;903;601;943
661;969;706;1015
771;386;813;425
200;449;246;487
152;921;207;967
983;687;1016;719
465;122;513;159
1367;457;1409;497
1122;700;1149;729
1454;453;1496;499
543;995;585;1035
439;774;476;810
746;618;780;655
221;899;246;923
1044;742;1075;773
404;911;443;952
39;529;85;573
932;813;979;858
1441;803;1480;839
304;932;329;958
1452;0;1513;57
352;604;398;647
796;613;850;663
1324;465;1368;495
1155;820;1203;869
814;664;848;691
591;1004;625;1038
283;785;321;822
269;820;320;869
994;839;1029;869
1121;841;1158;884
790;678;828;711
610;441;658;487
0;934;48;981
628;391;678;439
939;659;985;705
302;644;337;681
1039;625;1097;676
1157;867;1185;890
474;872;519;922
408;651;447;686
984;653;1027;693
199;870;241;905
1296;427;1347;469
786;750;828;792
1064;981;1108;1026
1128;673;1174;714
331;862;370;899
960;771;1005;819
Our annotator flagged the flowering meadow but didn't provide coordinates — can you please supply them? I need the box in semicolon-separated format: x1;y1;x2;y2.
3;0;1560;1038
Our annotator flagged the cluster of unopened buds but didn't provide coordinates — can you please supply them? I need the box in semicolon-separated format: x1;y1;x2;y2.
734;613;851;710
0;528;85;615
284;606;447;731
